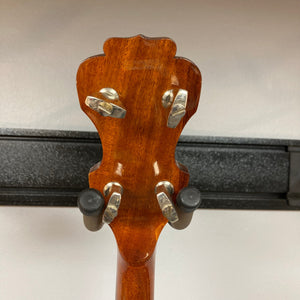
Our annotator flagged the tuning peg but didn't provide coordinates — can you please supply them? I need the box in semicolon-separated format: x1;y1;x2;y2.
162;89;174;108
171;187;201;230
85;87;126;119
155;181;179;224
102;182;123;224
167;89;188;128
78;188;105;231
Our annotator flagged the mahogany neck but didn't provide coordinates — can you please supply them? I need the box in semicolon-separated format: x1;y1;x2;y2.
116;250;156;300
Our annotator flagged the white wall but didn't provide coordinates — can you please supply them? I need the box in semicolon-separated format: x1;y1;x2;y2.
1;0;300;299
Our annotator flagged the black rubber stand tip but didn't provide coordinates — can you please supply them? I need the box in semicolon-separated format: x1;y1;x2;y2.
176;187;201;213
78;188;105;216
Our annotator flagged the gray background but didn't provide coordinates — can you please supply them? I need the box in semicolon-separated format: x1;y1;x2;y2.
1;0;300;299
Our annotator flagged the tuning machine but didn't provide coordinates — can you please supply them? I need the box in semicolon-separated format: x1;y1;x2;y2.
102;182;123;224
85;88;126;119
162;89;188;128
155;182;201;230
155;181;179;224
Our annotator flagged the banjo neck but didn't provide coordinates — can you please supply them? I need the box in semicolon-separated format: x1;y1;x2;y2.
76;35;202;300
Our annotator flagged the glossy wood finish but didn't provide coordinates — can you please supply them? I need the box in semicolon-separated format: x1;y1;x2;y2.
77;35;201;300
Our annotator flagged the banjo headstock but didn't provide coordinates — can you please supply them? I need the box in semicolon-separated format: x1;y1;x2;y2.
77;35;201;298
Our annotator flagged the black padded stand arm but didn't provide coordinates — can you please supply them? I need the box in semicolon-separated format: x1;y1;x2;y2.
0;128;299;210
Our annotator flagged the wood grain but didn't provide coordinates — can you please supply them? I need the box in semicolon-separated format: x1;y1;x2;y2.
77;35;201;300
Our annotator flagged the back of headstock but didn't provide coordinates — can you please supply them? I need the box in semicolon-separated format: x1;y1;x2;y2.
77;35;201;300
